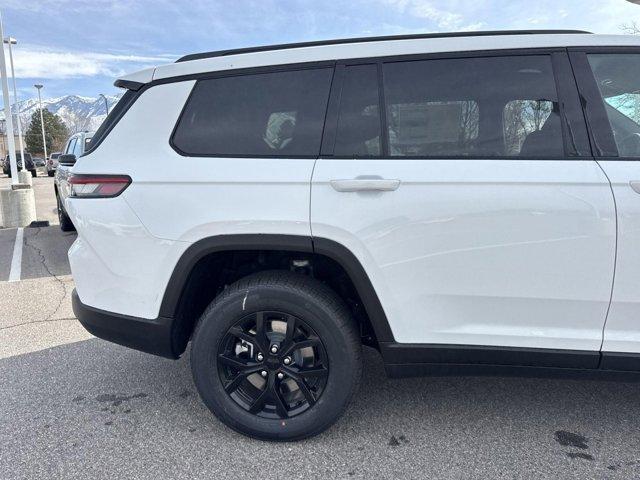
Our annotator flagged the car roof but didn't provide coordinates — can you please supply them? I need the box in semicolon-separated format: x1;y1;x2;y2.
116;31;640;88
70;131;95;139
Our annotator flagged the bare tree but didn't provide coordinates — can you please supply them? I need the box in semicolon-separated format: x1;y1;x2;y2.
622;21;640;35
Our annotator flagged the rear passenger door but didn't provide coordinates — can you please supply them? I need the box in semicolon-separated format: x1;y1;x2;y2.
311;52;616;358
571;50;640;363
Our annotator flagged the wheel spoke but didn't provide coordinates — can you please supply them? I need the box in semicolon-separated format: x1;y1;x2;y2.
254;312;269;351
282;315;296;350
284;365;328;380
248;386;269;414
270;380;289;418
290;376;316;406
283;336;321;356
228;326;257;347
218;353;258;371
224;372;248;393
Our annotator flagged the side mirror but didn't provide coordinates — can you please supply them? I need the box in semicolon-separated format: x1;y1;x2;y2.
58;154;77;166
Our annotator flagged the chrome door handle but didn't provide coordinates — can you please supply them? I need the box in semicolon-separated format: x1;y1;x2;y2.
630;181;640;194
330;178;401;192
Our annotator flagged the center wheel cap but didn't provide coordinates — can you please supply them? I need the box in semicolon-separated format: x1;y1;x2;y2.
265;355;281;369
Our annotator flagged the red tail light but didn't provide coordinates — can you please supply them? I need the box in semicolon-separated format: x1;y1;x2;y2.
68;174;132;198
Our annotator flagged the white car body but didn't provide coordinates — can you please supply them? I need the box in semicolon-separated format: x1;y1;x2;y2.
68;31;640;374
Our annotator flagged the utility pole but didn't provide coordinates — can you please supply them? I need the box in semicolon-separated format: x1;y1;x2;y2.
4;37;25;162
34;84;47;161
0;9;36;228
0;11;18;182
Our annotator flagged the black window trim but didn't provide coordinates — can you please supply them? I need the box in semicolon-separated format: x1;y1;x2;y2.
568;46;640;161
169;61;337;159
319;62;385;159
320;47;590;161
89;47;595;161
551;51;593;158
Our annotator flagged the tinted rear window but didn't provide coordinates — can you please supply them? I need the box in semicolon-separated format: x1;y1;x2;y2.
172;68;334;157
383;55;564;157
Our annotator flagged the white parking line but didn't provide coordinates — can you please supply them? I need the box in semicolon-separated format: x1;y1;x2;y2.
8;227;23;282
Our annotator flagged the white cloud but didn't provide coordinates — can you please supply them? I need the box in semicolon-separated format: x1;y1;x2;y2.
382;0;487;31
7;46;174;79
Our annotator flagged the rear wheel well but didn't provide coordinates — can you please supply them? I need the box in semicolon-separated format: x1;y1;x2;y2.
170;249;379;356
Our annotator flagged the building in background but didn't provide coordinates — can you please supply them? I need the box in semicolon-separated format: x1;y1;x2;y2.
0;133;22;159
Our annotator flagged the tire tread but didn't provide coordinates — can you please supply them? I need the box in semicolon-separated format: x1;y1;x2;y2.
190;270;362;441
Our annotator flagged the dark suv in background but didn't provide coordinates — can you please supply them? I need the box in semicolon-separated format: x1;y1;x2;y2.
3;152;37;177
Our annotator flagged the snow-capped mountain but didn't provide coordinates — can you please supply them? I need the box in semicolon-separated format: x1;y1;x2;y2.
1;93;123;133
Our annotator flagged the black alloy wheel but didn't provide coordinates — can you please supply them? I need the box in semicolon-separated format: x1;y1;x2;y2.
190;271;362;441
218;311;329;419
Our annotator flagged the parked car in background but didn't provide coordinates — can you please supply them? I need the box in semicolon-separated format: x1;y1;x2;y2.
33;157;46;176
3;152;36;177
47;152;61;177
55;131;94;231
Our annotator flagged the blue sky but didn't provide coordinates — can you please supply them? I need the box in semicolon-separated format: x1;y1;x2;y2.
1;0;640;101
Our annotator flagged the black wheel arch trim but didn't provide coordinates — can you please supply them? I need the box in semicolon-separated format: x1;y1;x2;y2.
158;234;396;344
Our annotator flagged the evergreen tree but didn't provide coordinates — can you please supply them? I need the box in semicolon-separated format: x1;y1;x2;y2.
25;109;69;156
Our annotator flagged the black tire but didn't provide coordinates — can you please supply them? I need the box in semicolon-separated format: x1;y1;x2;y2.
48;171;55;177
57;193;75;232
30;169;37;178
190;271;362;441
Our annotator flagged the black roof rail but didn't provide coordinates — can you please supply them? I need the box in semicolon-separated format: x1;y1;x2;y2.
176;30;592;63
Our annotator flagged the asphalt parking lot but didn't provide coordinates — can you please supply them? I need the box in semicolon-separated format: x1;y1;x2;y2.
2;174;640;479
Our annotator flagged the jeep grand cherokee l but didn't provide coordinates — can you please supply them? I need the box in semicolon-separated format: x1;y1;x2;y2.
68;30;640;440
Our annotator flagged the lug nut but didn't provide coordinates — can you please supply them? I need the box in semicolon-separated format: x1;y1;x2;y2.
260;370;268;378
283;356;292;365
270;345;279;354
277;372;285;380
257;353;264;362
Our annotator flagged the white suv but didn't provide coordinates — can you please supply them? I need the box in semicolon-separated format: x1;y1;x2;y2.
68;30;640;440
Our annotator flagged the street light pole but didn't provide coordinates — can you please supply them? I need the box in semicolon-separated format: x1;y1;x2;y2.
4;37;25;162
34;84;47;162
99;93;109;115
0;12;18;183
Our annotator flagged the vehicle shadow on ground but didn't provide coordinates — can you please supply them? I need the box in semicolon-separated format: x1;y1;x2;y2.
3;339;640;478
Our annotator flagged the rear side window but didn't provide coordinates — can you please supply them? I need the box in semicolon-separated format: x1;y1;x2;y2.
172;68;334;157
85;90;139;154
334;64;382;157
588;54;640;157
382;55;564;158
